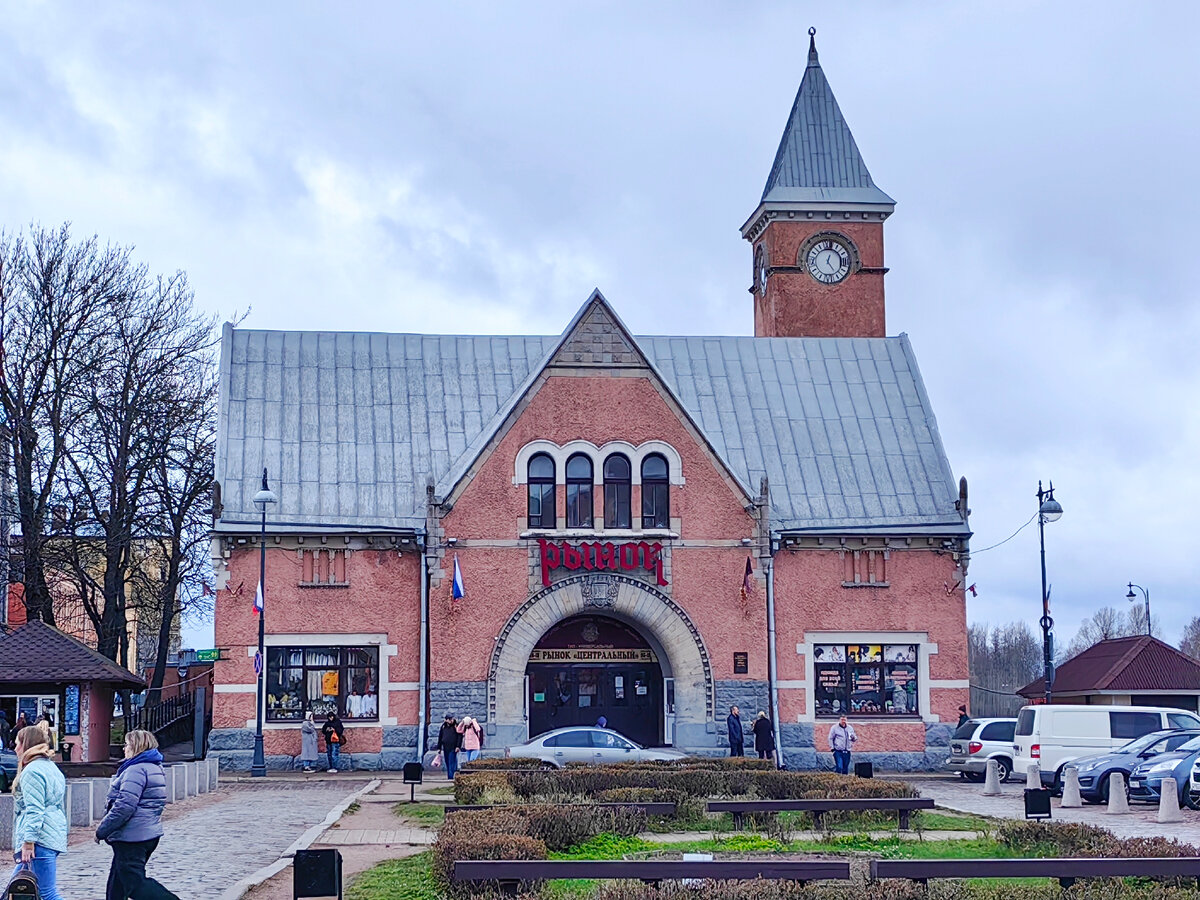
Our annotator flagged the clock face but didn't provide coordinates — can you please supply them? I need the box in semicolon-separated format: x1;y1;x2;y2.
755;245;769;294
806;237;852;284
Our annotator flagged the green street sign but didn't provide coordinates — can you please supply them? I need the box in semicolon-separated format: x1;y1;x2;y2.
195;649;222;662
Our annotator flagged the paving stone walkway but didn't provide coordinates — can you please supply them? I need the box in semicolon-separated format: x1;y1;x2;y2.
55;780;367;899
912;777;1200;842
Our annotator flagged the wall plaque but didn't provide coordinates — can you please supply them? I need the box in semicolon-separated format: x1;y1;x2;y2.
733;652;749;674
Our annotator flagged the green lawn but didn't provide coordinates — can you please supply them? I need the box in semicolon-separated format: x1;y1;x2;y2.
392;802;445;825
644;808;990;835
347;853;439;900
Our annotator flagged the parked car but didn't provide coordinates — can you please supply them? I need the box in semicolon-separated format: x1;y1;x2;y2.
1191;759;1200;807
1069;729;1200;803
945;718;1016;782
1012;704;1200;787
505;727;686;767
0;748;16;792
1128;734;1200;809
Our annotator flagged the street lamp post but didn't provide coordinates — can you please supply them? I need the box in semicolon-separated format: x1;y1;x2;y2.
251;468;278;778
1037;481;1063;705
1126;582;1151;636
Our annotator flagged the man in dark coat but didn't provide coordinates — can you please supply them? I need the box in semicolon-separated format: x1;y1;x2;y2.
322;712;346;772
437;715;460;779
752;711;776;762
726;706;744;757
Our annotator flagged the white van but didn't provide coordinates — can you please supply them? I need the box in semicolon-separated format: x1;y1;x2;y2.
1013;704;1200;786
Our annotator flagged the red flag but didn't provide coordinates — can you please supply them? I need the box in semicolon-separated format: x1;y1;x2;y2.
739;558;756;605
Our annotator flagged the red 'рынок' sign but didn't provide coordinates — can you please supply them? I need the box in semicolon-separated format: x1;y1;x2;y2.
538;538;668;587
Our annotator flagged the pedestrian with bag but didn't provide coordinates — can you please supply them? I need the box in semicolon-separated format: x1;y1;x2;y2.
726;706;744;757
95;729;179;900
456;715;483;763
9;724;68;900
436;715;459;779
322;712;346;772
752;711;776;762
828;715;857;775
300;712;320;773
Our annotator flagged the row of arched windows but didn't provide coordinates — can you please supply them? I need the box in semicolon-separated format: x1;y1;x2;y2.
528;453;670;530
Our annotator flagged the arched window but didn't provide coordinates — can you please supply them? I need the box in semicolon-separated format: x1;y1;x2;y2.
641;454;670;529
565;454;593;528
527;453;556;528
603;454;632;529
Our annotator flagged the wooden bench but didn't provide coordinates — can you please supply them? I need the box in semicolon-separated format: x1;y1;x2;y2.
871;857;1200;889
707;797;935;830
454;859;850;893
444;802;676;816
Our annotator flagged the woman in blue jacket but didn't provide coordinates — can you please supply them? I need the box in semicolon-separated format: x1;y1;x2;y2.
10;724;69;900
95;729;179;900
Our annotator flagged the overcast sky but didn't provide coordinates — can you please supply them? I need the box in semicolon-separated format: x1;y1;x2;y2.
3;2;1198;655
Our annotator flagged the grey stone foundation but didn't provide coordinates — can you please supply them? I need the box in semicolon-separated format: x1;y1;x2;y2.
715;680;770;752
430;681;488;724
208;723;421;772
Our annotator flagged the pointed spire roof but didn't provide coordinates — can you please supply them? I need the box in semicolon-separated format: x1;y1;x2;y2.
754;29;894;212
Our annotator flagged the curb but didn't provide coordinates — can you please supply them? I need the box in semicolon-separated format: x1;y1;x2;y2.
218;778;381;900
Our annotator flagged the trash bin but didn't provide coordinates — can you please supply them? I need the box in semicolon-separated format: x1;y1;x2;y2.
61;743;73;763
854;761;873;779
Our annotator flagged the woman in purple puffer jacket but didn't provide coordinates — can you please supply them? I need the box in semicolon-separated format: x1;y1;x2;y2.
95;729;180;900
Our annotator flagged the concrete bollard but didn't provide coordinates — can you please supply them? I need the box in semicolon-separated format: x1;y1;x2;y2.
982;758;1003;796
65;781;93;827
161;764;176;804
1025;763;1041;790
196;760;209;794
172;765;188;802
91;778;111;820
1106;772;1131;815
0;794;13;850
209;756;219;792
184;761;199;797
1158;778;1185;824
1061;767;1082;808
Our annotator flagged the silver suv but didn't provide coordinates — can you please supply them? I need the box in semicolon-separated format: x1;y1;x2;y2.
946;717;1017;783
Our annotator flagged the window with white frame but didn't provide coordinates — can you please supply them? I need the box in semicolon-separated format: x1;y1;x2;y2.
813;643;919;717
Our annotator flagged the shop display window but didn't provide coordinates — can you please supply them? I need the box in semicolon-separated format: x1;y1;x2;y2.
266;646;379;722
813;643;919;717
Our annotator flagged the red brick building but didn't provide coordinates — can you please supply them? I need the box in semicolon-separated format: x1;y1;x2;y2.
209;35;971;770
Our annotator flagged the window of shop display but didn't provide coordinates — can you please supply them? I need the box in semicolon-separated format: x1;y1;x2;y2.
813;643;919;717
266;646;380;722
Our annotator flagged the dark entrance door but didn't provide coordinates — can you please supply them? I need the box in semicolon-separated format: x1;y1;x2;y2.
526;616;662;747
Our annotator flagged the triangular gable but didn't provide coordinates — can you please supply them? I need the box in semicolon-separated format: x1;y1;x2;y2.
436;289;756;507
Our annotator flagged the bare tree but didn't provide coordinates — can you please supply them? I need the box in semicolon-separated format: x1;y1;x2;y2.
969;621;1043;717
1181;617;1200;661
0;225;114;623
1059;605;1161;662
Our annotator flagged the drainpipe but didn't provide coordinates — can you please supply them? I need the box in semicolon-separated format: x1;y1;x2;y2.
766;548;783;768
416;534;430;761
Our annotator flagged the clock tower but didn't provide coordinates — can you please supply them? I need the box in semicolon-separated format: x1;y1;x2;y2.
742;29;895;339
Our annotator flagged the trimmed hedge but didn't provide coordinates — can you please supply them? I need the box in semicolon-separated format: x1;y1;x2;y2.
462;755;775;772
431;832;546;897
440;803;647;852
455;765;917;805
593;882;1200;900
999;820;1200;859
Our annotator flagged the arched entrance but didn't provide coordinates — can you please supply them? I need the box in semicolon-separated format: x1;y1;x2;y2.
487;573;714;751
527;615;663;746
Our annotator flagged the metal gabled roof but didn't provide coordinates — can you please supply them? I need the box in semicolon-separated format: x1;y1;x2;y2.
758;31;894;209
215;309;965;536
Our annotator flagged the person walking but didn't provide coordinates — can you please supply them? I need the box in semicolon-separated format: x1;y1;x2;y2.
957;705;970;728
10;724;68;900
726;706;744;757
0;710;11;750
300;712;320;773
96;729;179;900
457;715;484;763
322;712;346;772
828;715;857;775
437;715;460;779
752;711;776;762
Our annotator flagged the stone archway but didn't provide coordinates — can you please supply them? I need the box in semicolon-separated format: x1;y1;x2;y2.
487;574;715;749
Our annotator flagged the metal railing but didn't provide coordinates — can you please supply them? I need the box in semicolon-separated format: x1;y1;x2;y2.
130;692;195;745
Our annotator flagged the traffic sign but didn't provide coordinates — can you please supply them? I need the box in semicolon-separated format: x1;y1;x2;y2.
195;649;223;662
254;652;263;676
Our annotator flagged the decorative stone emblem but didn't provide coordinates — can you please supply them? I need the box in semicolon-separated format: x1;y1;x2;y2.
581;621;600;643
581;576;618;609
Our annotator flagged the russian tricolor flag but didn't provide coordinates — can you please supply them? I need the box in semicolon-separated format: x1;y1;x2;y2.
452;554;465;601
253;581;263;614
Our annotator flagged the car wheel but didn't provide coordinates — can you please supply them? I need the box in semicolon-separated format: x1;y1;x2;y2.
539;761;559;770
994;758;1011;783
1099;773;1112;804
963;771;985;783
1185;791;1200;812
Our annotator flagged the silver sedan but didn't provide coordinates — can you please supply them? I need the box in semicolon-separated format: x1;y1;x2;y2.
505;727;686;767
